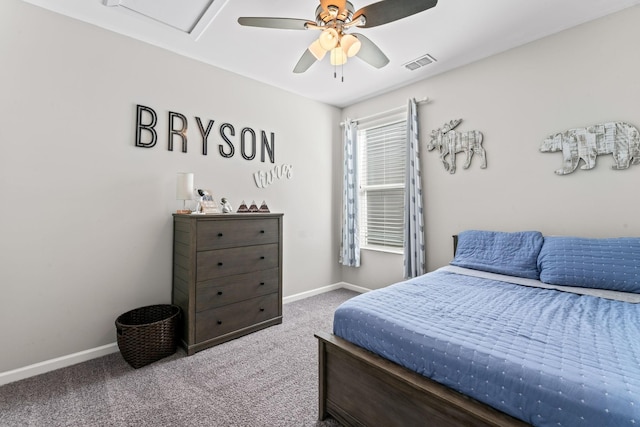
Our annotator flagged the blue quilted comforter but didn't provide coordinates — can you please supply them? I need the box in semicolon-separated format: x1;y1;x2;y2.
333;268;640;426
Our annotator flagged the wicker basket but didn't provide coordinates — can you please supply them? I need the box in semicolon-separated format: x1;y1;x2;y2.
115;304;181;369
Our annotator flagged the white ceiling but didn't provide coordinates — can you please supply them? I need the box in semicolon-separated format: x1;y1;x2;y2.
22;0;640;108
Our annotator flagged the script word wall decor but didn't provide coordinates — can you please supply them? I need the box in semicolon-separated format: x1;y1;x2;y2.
254;164;293;188
540;122;640;175
427;119;486;174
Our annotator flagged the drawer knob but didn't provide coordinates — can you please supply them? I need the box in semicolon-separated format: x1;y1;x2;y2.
217;320;222;325
260;256;265;260
260;308;265;312
260;282;265;286
217;291;223;296
260;230;265;234
218;233;223;237
218;262;223;266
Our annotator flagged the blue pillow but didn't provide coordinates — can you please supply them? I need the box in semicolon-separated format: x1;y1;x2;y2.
451;230;544;279
538;236;640;294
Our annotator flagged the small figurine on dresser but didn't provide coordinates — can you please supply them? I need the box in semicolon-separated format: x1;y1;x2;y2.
236;200;249;213
258;201;270;213
221;197;233;213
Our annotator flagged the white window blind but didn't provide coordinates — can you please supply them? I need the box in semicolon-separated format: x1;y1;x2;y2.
358;117;407;251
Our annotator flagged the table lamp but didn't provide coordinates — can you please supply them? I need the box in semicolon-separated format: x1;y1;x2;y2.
176;172;194;214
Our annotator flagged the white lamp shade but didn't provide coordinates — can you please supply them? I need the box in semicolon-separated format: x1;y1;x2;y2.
341;34;361;57
319;28;339;50
330;47;348;65
308;39;327;61
176;172;194;200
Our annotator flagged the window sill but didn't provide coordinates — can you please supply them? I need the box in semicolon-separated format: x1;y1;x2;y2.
361;246;404;255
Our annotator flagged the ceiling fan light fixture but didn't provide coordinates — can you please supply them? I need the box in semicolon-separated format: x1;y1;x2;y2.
308;39;327;61
239;0;439;76
330;47;348;65
340;34;361;57
319;28;339;50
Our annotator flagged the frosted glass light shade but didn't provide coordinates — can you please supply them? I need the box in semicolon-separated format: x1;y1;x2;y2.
176;172;194;200
319;28;339;50
341;34;361;57
330;47;347;65
308;39;327;61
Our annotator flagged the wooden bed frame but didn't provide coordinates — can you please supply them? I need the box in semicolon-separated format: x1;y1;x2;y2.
316;332;529;426
315;236;530;426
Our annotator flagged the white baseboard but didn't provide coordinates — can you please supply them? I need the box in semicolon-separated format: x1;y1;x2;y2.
0;343;119;387
338;282;371;294
282;281;367;304
1;283;368;387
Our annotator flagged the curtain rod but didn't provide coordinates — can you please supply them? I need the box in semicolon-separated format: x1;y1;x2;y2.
340;97;430;127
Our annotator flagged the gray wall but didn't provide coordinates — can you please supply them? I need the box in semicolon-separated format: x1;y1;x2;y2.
342;6;640;288
0;0;342;373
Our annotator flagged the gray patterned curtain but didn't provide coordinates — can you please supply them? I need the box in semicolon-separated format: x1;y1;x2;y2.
404;99;425;278
339;119;360;267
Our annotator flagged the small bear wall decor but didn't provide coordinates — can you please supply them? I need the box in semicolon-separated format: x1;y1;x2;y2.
540;122;640;175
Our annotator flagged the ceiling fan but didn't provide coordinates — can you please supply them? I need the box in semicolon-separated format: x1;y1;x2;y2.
238;0;438;74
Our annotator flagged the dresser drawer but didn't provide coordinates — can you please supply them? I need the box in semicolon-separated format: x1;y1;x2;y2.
197;244;279;281
196;268;279;311
195;293;279;343
197;218;279;251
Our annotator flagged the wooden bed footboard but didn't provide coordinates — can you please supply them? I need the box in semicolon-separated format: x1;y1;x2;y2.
315;331;529;427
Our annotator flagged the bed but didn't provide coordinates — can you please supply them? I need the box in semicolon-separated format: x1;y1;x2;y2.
316;230;640;426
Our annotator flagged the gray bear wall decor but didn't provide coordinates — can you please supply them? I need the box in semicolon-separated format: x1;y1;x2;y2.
540;122;640;175
427;119;486;174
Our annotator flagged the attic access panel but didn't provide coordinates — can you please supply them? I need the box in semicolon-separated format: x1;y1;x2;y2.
103;0;216;34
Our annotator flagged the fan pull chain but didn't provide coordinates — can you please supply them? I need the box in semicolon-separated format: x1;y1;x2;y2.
332;57;344;82
333;61;345;82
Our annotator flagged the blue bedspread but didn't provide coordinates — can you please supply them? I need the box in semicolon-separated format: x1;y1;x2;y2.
333;268;640;426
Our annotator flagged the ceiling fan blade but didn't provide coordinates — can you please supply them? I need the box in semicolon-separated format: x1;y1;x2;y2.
238;17;312;30
353;34;389;68
352;0;437;28
293;49;318;73
320;0;347;12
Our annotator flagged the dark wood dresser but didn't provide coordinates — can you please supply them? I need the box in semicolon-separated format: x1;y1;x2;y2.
172;213;283;355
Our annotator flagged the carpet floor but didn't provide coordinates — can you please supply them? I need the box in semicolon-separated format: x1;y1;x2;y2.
0;289;358;427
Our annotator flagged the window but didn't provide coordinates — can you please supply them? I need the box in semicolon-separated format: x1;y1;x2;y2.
358;115;407;252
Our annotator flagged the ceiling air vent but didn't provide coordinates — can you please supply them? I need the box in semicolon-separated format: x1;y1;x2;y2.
403;54;437;71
